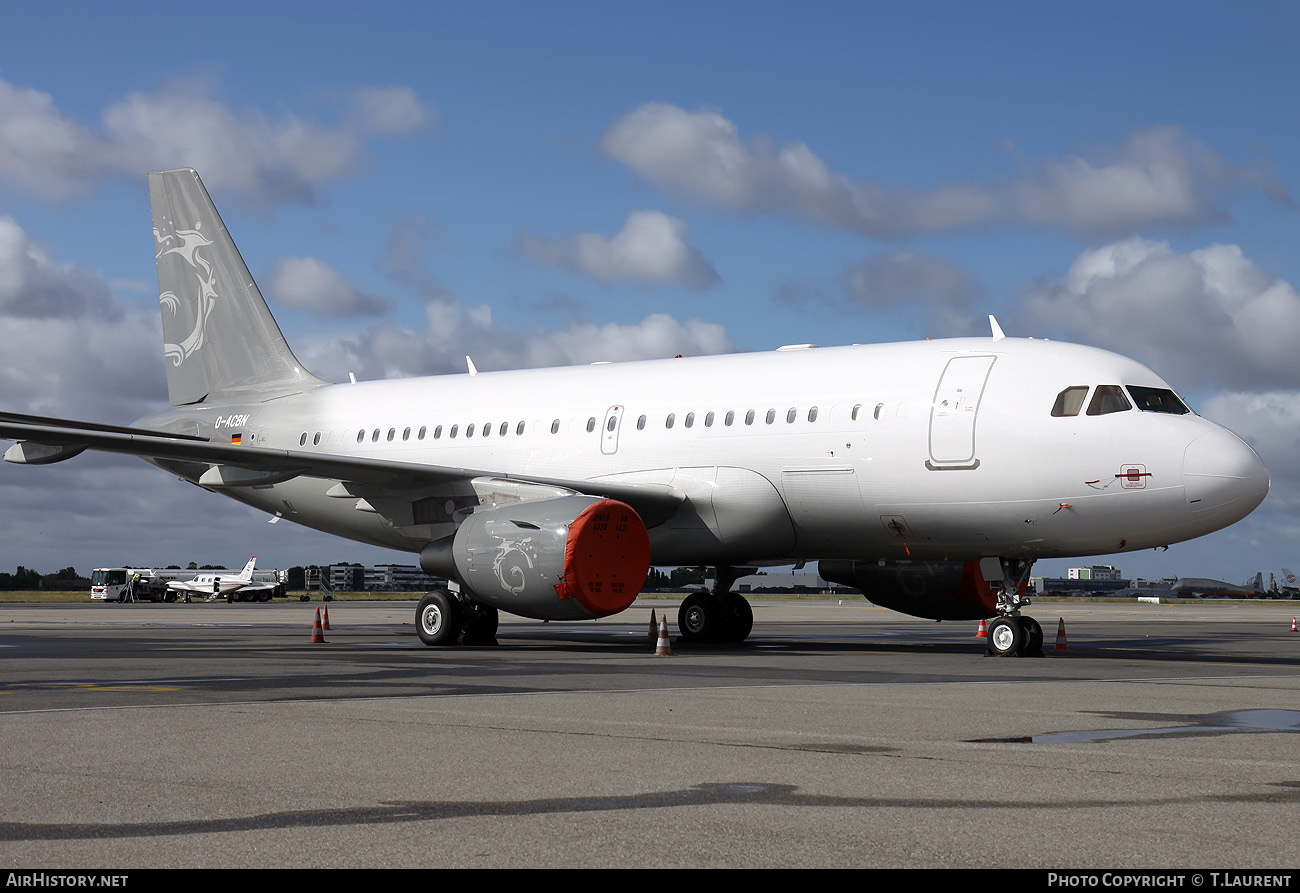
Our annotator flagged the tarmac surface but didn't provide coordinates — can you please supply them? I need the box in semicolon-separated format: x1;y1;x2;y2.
2;597;1299;868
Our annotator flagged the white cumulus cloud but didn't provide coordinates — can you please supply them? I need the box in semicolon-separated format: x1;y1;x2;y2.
0;77;438;207
601;103;1287;238
347;85;438;136
515;210;719;288
298;299;733;382
777;250;983;336
0;217;118;319
265;257;392;317
1201;392;1300;480
0;218;161;421
1019;238;1300;391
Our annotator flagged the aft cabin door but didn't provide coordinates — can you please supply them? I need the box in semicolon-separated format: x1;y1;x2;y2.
601;405;624;455
927;355;995;470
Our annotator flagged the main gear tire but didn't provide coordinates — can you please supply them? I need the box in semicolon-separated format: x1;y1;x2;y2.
416;590;460;646
678;591;717;642
986;616;1025;657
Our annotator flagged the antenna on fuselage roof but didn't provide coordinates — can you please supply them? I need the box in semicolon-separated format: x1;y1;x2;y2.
989;315;1006;342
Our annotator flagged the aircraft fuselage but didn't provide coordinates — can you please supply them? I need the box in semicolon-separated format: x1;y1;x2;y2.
136;335;1268;568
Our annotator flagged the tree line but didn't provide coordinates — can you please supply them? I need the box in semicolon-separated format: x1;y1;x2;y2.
0;566;86;591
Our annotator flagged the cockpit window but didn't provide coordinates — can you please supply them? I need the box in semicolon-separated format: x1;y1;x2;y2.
1126;386;1190;415
1086;385;1131;416
1051;386;1089;417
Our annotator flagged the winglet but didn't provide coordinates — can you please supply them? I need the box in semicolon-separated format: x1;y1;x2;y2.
466;356;478;377
989;315;1006;342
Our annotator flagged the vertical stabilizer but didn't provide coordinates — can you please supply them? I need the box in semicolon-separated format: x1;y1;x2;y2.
149;168;324;405
238;556;257;582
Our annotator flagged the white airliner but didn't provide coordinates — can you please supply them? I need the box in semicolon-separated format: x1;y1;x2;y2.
1169;573;1266;598
165;556;277;601
0;169;1270;656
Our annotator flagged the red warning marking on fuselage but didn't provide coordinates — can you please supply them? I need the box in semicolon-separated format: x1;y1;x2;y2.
1118;464;1150;489
881;515;912;540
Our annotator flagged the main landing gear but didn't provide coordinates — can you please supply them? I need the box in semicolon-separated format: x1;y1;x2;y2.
985;557;1043;657
986;614;1044;657
677;566;755;644
416;589;499;647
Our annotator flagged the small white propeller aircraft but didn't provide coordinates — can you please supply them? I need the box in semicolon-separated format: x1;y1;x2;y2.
0;169;1270;655
165;557;277;602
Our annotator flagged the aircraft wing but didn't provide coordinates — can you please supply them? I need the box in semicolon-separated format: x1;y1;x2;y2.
233;582;278;593
167;580;215;592
0;414;685;526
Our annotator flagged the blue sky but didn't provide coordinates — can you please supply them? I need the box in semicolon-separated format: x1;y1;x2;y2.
0;1;1297;584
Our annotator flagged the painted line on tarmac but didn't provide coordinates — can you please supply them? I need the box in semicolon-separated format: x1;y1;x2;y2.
4;670;1297;717
7;676;262;687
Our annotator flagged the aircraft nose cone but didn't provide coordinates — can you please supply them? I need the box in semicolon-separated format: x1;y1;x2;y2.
1184;427;1269;526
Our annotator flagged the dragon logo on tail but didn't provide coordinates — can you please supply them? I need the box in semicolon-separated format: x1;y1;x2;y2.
154;222;218;368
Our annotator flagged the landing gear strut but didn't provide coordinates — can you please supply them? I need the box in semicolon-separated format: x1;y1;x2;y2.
985;558;1043;657
677;566;755;644
415;589;498;647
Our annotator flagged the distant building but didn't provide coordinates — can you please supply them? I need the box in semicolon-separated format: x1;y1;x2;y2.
364;564;447;592
1068;565;1122;581
1031;574;1173;595
731;570;852;594
1032;576;1127;594
324;564;365;591
309;563;447;592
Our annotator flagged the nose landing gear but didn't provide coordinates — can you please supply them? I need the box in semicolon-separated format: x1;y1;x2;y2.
986;558;1044;657
986;614;1044;657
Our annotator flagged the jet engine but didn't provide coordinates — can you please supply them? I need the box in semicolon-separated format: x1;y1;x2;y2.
420;495;651;621
819;559;1014;620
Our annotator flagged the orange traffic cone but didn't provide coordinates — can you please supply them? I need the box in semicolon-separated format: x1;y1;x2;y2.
648;609;658;641
1291;617;1297;633
654;615;672;656
1054;617;1069;653
322;604;331;631
976;618;988;639
310;607;326;643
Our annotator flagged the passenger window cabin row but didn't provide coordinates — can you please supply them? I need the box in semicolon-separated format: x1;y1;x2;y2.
642;406;824;430
294;402;896;448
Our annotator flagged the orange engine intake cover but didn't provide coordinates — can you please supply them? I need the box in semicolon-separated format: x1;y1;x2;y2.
554;499;651;617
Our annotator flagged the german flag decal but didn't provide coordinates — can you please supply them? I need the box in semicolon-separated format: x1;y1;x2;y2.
230;434;242;445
